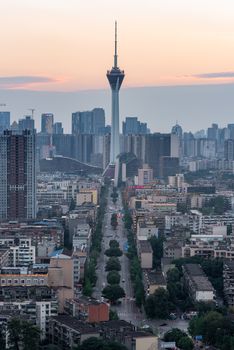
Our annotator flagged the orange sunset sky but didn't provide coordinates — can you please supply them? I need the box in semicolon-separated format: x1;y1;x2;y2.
1;0;234;91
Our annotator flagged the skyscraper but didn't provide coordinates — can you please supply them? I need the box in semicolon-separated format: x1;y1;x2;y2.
18;116;35;131
107;22;125;163
41;113;54;134
53;122;64;134
122;117;148;135
0;111;10;133
92;108;105;135
145;133;179;177
71;108;105;135
0;130;36;220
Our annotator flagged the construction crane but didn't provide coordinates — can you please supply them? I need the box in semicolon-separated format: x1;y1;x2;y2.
28;108;35;119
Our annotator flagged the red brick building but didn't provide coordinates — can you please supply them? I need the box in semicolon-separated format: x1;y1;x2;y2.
65;297;109;323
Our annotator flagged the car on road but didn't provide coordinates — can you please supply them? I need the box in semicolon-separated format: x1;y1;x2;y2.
159;323;168;327
141;324;150;329
129;297;136;301
140;325;153;333
169;312;177;320
122;279;125;283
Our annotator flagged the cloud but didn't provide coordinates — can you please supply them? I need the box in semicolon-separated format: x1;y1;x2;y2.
0;75;57;89
193;71;234;79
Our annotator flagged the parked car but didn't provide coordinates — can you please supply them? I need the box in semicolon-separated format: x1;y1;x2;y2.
169;312;177;320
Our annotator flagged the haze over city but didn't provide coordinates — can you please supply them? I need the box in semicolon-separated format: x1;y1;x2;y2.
3;1;234;349
1;0;234;131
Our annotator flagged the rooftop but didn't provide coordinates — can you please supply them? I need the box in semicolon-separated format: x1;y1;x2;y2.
100;320;134;330
183;264;214;292
125;331;156;339
139;241;153;253
144;270;166;286
183;264;204;276
70;296;108;306
51;315;100;334
192;276;214;291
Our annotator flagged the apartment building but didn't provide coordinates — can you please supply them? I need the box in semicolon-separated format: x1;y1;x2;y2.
137;220;158;241
64;297;109;323
10;238;35;267
138;241;153;269
49;315;101;349
182;264;214;302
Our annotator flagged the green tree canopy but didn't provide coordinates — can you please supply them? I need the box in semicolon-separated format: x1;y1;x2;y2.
0;326;6;350
105;257;121;272
145;288;172;319
164;328;187;343
105;247;123;257
164;328;193;350
188;311;234;349
177;336;194;350
123;212;132;230
8;318;40;350
83;277;93;296
102;284;125;303
148;236;164;268
167;268;181;283
109;240;120;249
107;271;121;285
69;197;76;211
109;309;119;320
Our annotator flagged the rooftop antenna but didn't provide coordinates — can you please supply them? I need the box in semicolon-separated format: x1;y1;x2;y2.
114;21;118;68
28;108;35;119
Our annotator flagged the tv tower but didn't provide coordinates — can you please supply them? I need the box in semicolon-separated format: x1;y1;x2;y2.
107;21;125;163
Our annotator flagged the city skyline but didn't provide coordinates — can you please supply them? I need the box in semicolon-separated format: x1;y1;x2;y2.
1;1;234;131
2;83;234;133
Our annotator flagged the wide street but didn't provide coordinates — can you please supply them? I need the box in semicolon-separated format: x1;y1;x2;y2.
93;186;189;333
93;186;142;324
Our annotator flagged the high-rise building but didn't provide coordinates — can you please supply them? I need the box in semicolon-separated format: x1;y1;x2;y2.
41;113;54;134
18;116;35;131
52;134;74;158
207;123;218;140
120;134;146;164
71;108;105;135
0;111;10;133
107;22;125;163
103;134;111;169
0;130;36;220
138;164;153;185
145;133;179;177
75;134;94;163
228;124;234;140
122;117;147;135
224;139;234;161
123;117;138;134
171;123;183;139
159;157;180;178
171;123;183;161
183;132;196;157
53;122;64;134
92;108;105;135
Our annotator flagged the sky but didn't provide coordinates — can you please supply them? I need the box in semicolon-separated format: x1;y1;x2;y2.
1;0;234;131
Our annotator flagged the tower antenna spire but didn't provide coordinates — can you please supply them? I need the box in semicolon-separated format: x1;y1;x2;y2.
114;21;118;68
